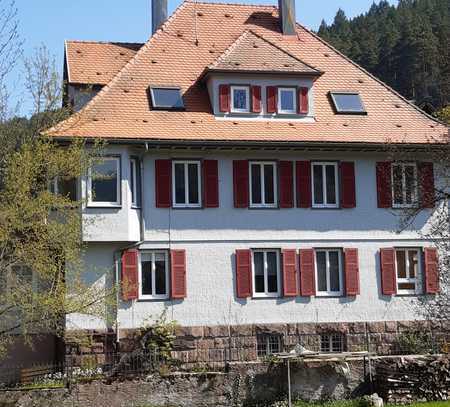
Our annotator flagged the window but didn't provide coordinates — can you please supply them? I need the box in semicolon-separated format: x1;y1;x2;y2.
257;334;282;357
50;177;77;201
250;161;277;208
392;163;418;208
87;157;121;206
149;87;184;110
278;87;296;114
320;333;345;353
252;250;281;297
395;248;421;294
130;158;142;208
1;265;34;295
231;86;249;113
330;92;366;114
172;160;201;208
139;251;169;299
315;249;343;296
312;162;339;208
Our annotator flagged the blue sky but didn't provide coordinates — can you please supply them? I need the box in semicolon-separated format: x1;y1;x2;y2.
11;0;398;115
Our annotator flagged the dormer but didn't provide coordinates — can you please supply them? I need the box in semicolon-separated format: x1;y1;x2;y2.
203;30;322;121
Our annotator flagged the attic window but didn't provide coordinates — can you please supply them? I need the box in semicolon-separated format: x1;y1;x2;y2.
330;92;366;114
149;87;184;110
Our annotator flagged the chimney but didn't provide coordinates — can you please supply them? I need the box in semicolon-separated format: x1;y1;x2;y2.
278;0;296;35
152;0;168;34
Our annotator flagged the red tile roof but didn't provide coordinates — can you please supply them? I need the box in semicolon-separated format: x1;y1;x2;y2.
65;41;143;85
51;1;448;145
206;29;321;76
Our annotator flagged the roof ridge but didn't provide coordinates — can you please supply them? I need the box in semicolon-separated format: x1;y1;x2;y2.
295;22;447;129
65;40;144;46
54;1;190;132
185;0;276;9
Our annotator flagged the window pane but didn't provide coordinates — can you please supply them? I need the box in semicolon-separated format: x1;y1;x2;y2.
329;251;340;292
331;334;343;352
254;252;265;293
58;178;77;201
264;164;275;204
151;88;184;109
141;261;153;295
91;159;118;203
320;335;331;352
399;282;416;290
280;89;294;112
174;163;186;204
331;93;365;113
396;250;406;279
404;166;415;205
325;165;336;204
233;88;247;110
130;161;135;204
267;252;278;293
251;164;262;204
188;163;199;204
268;336;280;354
408;250;418;279
154;253;167;295
393;166;403;205
316;251;327;292
313;165;324;204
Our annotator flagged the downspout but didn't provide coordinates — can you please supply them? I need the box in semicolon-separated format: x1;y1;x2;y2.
114;142;149;345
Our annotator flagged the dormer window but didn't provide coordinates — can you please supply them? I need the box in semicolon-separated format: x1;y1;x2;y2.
278;87;297;114
231;85;250;113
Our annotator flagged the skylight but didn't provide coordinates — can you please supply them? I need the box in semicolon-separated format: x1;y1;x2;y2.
149;87;184;110
330;92;366;114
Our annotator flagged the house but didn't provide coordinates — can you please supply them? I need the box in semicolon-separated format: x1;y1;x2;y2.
52;0;448;361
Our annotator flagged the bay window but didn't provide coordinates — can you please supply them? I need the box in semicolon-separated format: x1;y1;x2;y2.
87;156;121;206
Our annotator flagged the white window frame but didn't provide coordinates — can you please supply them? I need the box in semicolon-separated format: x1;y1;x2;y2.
256;335;282;357
87;156;121;207
277;87;297;114
249;161;278;208
391;162;418;209
230;85;250;113
395;248;422;295
252;249;281;298
138;251;170;300
130;158;140;208
315;249;344;297
172;160;202;208
311;162;339;208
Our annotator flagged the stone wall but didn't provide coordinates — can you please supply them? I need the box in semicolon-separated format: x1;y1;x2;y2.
66;320;448;367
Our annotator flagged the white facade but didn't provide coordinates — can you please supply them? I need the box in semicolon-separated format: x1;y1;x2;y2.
68;145;440;332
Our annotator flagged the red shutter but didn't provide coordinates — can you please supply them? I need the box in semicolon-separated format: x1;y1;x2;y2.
267;86;277;113
202;160;219;208
233;160;249;208
121;249;139;301
171;250;186;299
419;162;435;208
279;161;294;208
236;249;252;298
344;248;360;296
251;86;262;113
299;249;316;296
298;87;309;114
282;249;298;297
424;247;439;294
340;162;356;208
376;162;392;208
219;84;230;113
296;161;312;208
380;248;396;295
155;159;172;208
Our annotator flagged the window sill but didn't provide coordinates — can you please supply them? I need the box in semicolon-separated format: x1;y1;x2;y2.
138;296;170;301
86;203;122;209
315;292;344;298
249;205;279;210
312;205;340;210
252;293;280;299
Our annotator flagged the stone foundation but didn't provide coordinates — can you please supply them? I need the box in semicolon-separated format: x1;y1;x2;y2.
65;320;449;367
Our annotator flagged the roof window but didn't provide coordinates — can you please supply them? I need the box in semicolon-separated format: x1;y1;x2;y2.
149;87;184;110
330;92;366;114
